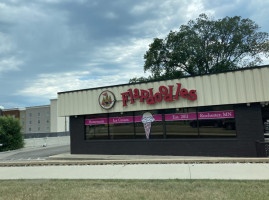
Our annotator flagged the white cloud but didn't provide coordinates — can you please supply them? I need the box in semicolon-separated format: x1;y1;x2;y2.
104;12;118;19
185;0;214;19
130;2;155;15
0;2;46;23
38;0;63;3
38;0;90;4
0;102;25;110
18;71;90;98
128;0;215;38
0;1;75;53
0;33;15;54
91;38;151;65
17;68;149;99
0;57;22;73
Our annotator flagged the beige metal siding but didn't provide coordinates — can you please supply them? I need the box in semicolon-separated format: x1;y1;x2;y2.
262;67;269;100
58;67;269;116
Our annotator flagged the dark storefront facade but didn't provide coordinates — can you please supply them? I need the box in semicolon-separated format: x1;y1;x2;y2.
58;66;269;157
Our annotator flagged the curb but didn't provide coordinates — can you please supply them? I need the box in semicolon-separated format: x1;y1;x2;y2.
1;158;269;167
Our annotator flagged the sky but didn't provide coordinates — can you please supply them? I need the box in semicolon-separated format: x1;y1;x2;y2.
0;0;269;109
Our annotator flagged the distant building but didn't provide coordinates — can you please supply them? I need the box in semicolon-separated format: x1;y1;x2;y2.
2;108;27;133
25;105;50;134
2;99;69;135
50;99;69;132
2;108;20;119
19;109;26;134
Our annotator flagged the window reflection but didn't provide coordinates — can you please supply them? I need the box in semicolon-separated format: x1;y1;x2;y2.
109;112;135;139
85;114;109;140
198;106;236;137
165;108;198;138
84;105;236;140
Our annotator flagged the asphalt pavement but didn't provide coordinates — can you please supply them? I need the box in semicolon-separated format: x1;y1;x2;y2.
0;145;70;161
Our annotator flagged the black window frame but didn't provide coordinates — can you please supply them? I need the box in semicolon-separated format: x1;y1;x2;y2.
84;105;237;140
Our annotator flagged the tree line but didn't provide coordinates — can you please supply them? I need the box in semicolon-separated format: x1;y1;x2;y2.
130;14;269;83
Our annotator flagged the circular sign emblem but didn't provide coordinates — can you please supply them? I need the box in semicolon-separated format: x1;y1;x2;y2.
99;90;116;110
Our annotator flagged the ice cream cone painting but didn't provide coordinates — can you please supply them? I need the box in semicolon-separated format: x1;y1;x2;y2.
142;112;155;139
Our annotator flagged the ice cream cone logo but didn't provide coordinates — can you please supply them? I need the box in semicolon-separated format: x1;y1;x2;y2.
99;90;116;110
142;112;155;139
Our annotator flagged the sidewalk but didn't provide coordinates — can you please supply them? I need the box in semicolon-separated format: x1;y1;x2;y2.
1;152;269;180
1;163;269;180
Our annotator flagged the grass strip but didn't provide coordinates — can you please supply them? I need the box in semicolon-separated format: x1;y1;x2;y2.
0;179;269;200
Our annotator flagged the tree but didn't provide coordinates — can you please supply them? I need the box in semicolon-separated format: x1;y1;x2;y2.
0;116;24;152
130;14;269;83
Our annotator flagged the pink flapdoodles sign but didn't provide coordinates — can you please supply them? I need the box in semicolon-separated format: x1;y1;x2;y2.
165;112;197;121
85;111;234;125
165;110;234;121
85;114;163;125
198;110;234;119
85;118;108;125
109;116;134;124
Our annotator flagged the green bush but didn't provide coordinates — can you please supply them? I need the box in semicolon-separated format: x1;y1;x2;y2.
0;116;24;152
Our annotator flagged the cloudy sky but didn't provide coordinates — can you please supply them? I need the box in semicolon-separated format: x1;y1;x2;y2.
0;0;269;109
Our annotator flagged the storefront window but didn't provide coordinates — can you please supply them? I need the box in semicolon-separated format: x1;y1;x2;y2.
84;105;236;140
262;105;269;135
198;105;236;137
109;112;135;139
85;114;109;140
165;108;198;138
134;110;164;139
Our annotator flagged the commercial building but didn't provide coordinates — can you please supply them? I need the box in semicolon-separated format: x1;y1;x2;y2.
2;108;20;119
59;66;269;156
1;108;27;133
50;99;69;133
19;109;26;133
2;99;69;135
25;105;51;134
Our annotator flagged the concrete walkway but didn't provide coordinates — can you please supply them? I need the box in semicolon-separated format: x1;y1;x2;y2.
1;163;269;180
2;150;269;180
